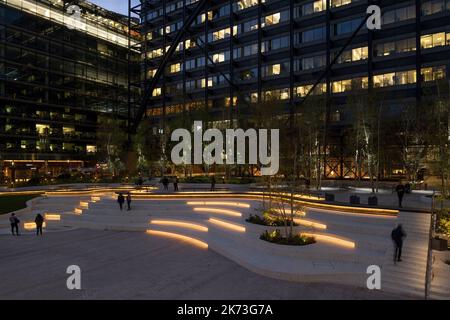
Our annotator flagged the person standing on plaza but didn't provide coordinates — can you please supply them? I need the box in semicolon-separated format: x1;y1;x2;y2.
162;177;169;191
126;193;132;211
395;182;405;207
117;193;125;211
174;177;179;191
210;175;216;192
35;213;44;236
9;213;20;236
391;224;407;264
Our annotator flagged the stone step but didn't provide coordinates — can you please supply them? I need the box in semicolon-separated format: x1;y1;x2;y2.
382;279;425;298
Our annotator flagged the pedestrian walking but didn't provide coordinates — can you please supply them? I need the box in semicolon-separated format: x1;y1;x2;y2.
210;176;216;191
126;193;132;211
9;213;20;236
174;177;179;191
395;182;405;207
35;213;44;236
117;193;125;211
391;224;407;264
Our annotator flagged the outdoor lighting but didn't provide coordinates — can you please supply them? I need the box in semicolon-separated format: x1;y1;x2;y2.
24;222;47;230
302;232;355;249
193;207;242;217
150;220;208;232
208;218;246;232
91;196;101;202
79;201;89;208
74;208;83;215
45;213;61;221
293;218;327;230
187;201;250;208
146;230;208;249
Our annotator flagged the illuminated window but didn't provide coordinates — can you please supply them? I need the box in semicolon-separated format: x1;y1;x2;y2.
421;32;449;49
373;70;416;87
331;77;368;93
209;27;232;42
170;63;181;73
86;145;97;153
152;88;162;96
421;66;446;81
295;83;327;97
262;88;290;101
234;0;264;11
301;0;326;16
262;63;282;77
225;96;238;107
36;124;50;135
262;12;281;27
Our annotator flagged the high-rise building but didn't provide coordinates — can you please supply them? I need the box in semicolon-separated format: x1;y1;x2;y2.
138;0;450;179
0;0;140;182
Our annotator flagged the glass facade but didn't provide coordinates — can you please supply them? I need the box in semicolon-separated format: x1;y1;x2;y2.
0;0;140;179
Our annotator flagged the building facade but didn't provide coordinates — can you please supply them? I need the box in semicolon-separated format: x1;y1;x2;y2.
139;0;450;179
0;0;140;182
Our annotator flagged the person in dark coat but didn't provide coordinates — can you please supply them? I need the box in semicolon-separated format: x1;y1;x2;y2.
35;213;45;236
126;193;132;211
9;213;20;236
391;224;407;263
173;177;179;191
117;193;125;211
210;176;216;191
395;182;405;207
162;177;169;191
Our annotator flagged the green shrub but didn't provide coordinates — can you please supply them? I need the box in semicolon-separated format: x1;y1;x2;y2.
246;211;298;227
246;214;266;225
260;229;315;246
437;211;450;237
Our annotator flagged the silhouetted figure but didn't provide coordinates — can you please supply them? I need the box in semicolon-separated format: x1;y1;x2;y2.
126;193;132;211
174;177;179;191
391;224;407;264
35;213;44;236
9;213;20;236
162;177;169;191
210;176;216;191
395;183;405;207
117;193;125;211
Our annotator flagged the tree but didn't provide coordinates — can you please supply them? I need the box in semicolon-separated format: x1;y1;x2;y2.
96;115;128;176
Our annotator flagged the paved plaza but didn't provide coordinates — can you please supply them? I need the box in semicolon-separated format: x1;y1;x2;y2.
0;229;403;300
0;184;446;300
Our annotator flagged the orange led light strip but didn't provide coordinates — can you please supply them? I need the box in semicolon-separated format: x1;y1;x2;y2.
208;218;246;232
150;220;208;232
193;207;242;217
187;201;250;208
302;232;355;249
146;230;208;249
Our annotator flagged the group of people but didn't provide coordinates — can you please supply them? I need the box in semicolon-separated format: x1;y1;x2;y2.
161;176;179;191
117;193;132;211
160;176;216;192
9;212;45;236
